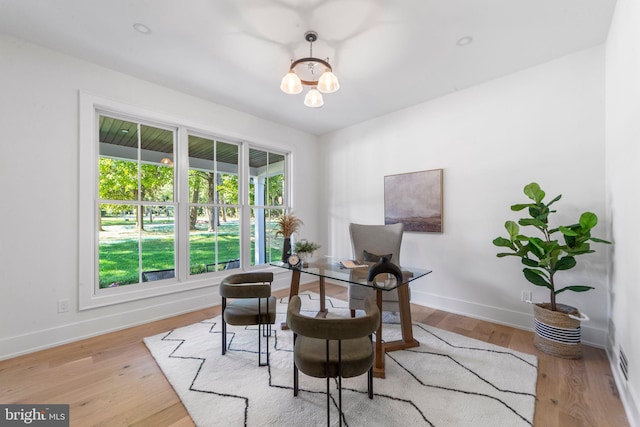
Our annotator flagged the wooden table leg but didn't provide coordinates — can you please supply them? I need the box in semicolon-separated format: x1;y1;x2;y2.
282;269;328;328
397;282;416;344
317;276;327;315
381;282;420;352
281;269;301;330
289;269;301;300
373;289;385;378
312;275;328;319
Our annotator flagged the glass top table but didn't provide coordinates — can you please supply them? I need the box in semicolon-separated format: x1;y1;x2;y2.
271;257;432;378
271;257;431;291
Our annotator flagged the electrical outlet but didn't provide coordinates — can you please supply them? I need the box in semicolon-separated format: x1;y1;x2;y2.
57;299;70;313
521;290;532;302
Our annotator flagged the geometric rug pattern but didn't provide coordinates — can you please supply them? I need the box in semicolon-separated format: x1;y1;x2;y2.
144;292;537;426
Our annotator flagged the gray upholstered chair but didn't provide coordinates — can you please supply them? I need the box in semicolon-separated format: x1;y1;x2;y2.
286;295;380;427
219;272;276;366
348;223;405;317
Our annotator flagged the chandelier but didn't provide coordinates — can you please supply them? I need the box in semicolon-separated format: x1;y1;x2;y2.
280;31;340;108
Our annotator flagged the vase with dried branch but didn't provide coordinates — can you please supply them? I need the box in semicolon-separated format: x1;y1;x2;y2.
275;212;303;262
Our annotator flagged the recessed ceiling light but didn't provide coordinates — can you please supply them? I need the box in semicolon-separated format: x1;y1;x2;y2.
133;23;151;34
456;36;473;47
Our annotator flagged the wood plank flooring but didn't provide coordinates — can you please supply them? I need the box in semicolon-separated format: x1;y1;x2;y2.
0;282;629;426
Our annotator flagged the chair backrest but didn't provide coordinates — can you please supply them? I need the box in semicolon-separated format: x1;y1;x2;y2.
219;272;273;299
286;295;379;341
349;223;403;265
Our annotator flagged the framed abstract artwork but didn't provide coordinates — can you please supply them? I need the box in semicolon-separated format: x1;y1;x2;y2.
384;168;443;232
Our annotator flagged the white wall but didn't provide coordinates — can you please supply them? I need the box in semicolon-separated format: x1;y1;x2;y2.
606;0;640;424
0;34;319;359
319;46;609;347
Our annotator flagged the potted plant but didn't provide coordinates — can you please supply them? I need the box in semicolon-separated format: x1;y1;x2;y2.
275;212;303;262
293;239;321;265
493;182;610;358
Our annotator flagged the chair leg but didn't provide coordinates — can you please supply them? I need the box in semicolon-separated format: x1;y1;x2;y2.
326;376;331;427
258;297;268;367
350;309;356;318
338;340;343;427
326;340;330;427
221;298;227;355
266;300;270;366
368;334;374;398
264;323;270;366
293;332;299;396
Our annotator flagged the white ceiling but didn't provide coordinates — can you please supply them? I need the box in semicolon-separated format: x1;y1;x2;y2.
0;0;616;135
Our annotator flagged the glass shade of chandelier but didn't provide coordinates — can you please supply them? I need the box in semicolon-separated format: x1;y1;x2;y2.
280;31;340;108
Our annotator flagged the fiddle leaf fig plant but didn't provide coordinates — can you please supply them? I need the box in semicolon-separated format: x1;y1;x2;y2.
493;182;610;311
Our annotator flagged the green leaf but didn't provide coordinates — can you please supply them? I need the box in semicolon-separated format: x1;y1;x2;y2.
555;285;594;294
555;256;576;271
590;237;612;244
523;268;551;289
519;218;546;228
521;258;539;267
559;225;579;236
493;237;513;248
546;194;562;207
579;212;598;230
505;221;519;240
523;182;544;203
526;240;545;259
510;203;531;212
567;249;595;256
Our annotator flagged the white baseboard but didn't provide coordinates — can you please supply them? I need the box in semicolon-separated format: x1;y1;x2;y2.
0;274;293;361
0;275;606;361
409;289;607;348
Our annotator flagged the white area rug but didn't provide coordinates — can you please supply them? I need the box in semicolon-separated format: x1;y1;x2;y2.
144;292;537;426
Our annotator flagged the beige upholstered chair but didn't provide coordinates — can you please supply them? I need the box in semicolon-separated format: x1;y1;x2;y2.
219;272;276;366
286;295;380;426
348;223;405;317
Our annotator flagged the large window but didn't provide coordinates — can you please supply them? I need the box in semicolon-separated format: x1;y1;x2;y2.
249;148;287;266
79;95;291;309
188;135;240;275
98;116;176;288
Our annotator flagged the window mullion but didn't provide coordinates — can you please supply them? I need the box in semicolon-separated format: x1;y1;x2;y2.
240;142;250;268
137;123;143;283
177;127;189;281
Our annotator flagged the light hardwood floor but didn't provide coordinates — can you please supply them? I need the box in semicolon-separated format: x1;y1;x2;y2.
0;282;629;426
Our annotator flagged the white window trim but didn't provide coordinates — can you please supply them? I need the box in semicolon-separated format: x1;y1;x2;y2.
78;92;289;310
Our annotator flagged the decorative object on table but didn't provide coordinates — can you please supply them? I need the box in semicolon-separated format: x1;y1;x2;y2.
367;256;403;285
287;253;302;269
493;182;611;358
144;291;537;427
384;168;443;232
293;238;320;266
275;212;303;263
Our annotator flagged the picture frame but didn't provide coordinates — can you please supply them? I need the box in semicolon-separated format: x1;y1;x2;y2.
384;168;443;232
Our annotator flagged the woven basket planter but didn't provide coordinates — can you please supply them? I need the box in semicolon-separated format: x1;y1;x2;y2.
533;303;588;359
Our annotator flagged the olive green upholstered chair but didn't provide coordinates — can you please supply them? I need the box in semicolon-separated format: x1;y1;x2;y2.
348;223;405;317
286;295;380;426
219;272;276;366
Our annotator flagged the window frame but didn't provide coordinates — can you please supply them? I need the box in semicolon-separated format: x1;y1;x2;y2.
79;92;291;310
